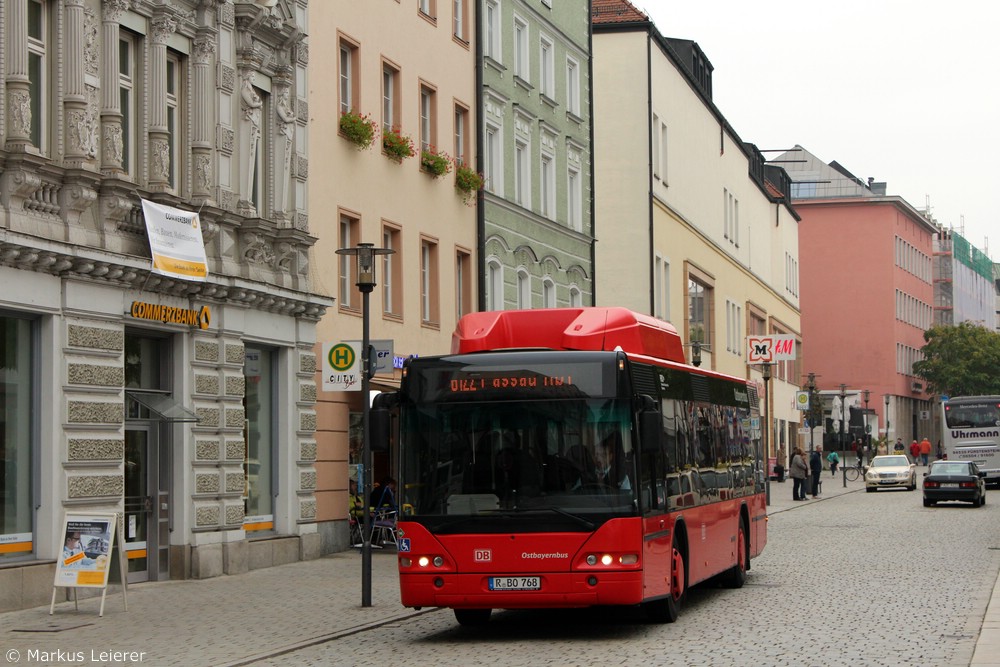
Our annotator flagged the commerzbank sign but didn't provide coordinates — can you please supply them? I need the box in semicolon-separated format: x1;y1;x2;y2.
130;301;211;330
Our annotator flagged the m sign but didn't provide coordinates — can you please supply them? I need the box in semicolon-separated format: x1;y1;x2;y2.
746;335;797;363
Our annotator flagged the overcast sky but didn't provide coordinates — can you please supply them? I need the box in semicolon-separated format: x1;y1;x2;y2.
639;1;999;260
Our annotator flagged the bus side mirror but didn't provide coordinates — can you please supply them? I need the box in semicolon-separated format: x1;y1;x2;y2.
639;405;661;450
370;408;390;453
369;391;398;453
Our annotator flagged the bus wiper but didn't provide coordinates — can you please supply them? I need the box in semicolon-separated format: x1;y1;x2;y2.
482;506;594;530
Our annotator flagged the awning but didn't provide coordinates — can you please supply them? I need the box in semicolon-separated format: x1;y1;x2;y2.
126;390;200;423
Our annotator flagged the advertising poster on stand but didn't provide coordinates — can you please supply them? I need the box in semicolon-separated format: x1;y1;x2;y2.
54;514;117;588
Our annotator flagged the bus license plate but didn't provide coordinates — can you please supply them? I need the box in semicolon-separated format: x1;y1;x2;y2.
489;576;541;591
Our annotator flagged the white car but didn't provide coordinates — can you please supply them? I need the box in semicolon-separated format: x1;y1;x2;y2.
865;455;917;492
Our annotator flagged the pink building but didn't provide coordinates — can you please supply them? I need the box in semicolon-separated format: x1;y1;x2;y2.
776;147;938;446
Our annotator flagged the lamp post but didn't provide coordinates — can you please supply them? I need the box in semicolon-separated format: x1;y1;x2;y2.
884;394;891;453
839;384;848;488
807;372;817;453
862;389;870;465
335;242;395;608
761;363;772;505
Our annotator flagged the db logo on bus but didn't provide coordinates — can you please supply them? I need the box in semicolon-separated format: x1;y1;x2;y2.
474;549;492;562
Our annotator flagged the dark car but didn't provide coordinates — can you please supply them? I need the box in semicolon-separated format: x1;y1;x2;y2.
922;460;987;507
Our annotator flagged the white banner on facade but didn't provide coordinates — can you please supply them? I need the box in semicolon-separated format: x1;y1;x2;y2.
140;199;208;281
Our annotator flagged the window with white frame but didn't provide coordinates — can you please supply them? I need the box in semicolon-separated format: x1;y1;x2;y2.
166;51;184;191
540;151;555;219
421;238;440;325
569;285;582;307
419;83;436;153
514;138;530;207
487;259;503;310
339;213;360;310
687;275;712;348
542;278;555;308
419;0;436;19
453;0;468;41
785;252;799;297
119;31;139;177
725;300;742;355
514;17;529;81
454;103;469;166
659;121;668;184
484;121;503;194
484;0;501;61
382;61;400;134
539;35;554;99
567;165;582;231
456;248;472;319
517;269;531;309
339;38;359;114
655;255;670;321
27;0;48;152
382;225;402;318
566;56;580;115
652;113;660;180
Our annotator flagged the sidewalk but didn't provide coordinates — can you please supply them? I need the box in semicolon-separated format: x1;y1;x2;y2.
1;479;997;667
0;548;426;667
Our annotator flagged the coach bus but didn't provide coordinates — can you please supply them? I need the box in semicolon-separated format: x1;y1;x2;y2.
941;396;1000;486
371;307;767;626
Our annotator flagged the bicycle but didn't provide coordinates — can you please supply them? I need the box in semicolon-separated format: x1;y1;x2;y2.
844;459;866;481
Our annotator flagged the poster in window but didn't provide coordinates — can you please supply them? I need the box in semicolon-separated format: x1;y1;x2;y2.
53;513;117;588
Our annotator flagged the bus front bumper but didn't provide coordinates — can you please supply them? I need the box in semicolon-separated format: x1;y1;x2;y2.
399;570;645;610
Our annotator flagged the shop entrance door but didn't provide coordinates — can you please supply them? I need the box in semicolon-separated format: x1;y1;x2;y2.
124;425;169;583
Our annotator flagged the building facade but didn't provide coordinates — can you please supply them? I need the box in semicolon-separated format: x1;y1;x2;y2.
479;0;594;310
309;0;478;552
932;228;995;329
0;0;330;612
773;145;937;445
592;1;803;462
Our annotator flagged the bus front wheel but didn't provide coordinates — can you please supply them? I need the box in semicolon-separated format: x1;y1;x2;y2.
645;536;685;623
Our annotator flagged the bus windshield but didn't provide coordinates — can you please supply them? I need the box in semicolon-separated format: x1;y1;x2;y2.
399;396;637;531
944;401;1000;429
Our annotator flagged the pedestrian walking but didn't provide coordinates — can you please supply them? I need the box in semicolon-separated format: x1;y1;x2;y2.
809;448;822;498
919;437;932;466
936;440;944;460
826;449;840;477
790;447;809;501
909;439;920;464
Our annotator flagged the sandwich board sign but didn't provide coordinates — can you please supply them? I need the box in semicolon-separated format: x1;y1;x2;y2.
51;512;128;616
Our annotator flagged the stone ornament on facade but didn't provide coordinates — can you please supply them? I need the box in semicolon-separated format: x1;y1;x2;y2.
103;125;124;164
195;154;213;191
193;35;217;66
84;6;100;76
151;138;171;182
242;233;274;266
102;0;129;23
8;91;32;139
241;71;263;198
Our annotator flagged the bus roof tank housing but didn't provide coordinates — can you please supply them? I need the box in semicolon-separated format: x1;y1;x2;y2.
452;307;686;363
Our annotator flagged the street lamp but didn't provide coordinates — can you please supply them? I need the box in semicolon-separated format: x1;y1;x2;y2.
806;372;817;453
761;363;772;505
862;389;870;464
335;242;395;608
884;394;891;453
839;383;848;488
690;340;710;367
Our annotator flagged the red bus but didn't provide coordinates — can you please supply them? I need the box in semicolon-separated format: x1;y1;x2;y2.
372;307;767;625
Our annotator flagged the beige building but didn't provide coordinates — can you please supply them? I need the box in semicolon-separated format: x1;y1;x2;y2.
592;2;802;460
309;0;477;551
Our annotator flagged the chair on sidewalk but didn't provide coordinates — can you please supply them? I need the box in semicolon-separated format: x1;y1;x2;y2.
370;508;398;548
